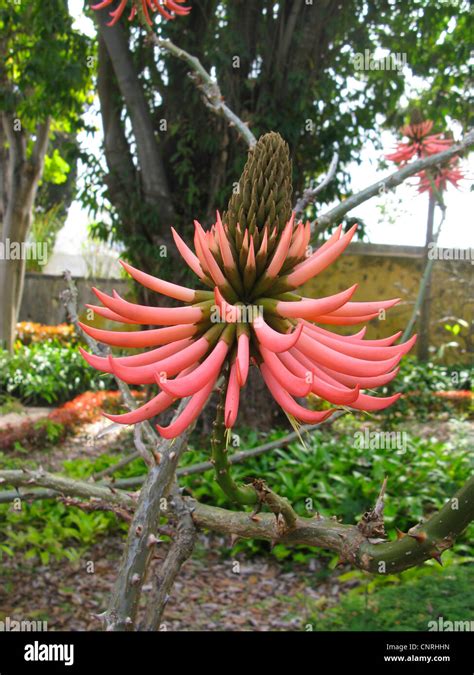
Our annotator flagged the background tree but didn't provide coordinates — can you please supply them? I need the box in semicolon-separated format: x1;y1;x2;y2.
84;0;471;285
0;0;93;350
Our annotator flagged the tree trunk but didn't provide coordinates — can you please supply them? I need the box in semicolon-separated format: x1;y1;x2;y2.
0;115;50;351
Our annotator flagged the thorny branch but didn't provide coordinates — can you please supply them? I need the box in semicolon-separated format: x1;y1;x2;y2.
1;468;472;576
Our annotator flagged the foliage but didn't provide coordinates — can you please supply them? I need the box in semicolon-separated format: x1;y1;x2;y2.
0;418;471;565
307;564;474;631
81;0;472;274
181;424;473;562
381;356;473;422
0;451;140;563
0;501;122;564
0;341;116;406
26;205;65;273
0;0;93;131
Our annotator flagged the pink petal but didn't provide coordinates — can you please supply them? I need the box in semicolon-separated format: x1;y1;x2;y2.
119;260;196;302
108;335;211;384
283;349;360;405
171;227;206;280
194;221;227;287
266;214;295;278
159;339;230;397
92;288;203;325
214;287;241;323
216;211;236;270
156;377;216;439
287;223;357;287
301;325;417;361
79;337;191;372
259;345;312;397
322;298;400;317
276;284;358;320
260;364;336;424
310;312;380;326
318;363;401;388
296;331;402;377
236;332;250;386
85;304;141;325
252;316;303;353
225;362;241;428
77;321;197;349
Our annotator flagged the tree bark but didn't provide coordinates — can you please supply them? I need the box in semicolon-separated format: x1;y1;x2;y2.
0;115;50;351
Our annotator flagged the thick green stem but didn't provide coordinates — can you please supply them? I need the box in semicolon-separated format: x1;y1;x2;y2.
210;381;258;506
210;379;298;529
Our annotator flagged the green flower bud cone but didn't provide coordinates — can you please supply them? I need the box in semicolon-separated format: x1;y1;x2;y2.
224;132;293;240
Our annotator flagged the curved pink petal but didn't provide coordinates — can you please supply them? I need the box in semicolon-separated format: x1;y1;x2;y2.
276;284;358;320
318;363;401;388
108;335;211;384
85;304;141;325
171;227;206;280
301;325;417;361
194;220;227;287
259;345;312;397
92;288;203;325
156;377;217;439
252;316;303;353
323;298;400;317
214;287;241;323
216;211;236;270
159;339;230;397
303;323;403;346
287;223;357;287
225;362;241;428
296;331;402;377
103;365;197;425
78;321;197;349
260;364;336;424
266;214;295;278
79;338;192;373
236;332;250;386
349;392;402;411
119;260;196;302
283;349;360;405
311;312;380;326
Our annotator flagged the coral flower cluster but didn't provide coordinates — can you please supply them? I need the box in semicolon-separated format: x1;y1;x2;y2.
80;133;415;439
91;0;190;26
385;120;452;164
385;119;464;196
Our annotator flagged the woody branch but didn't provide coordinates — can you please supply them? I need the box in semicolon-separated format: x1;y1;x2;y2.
1;469;472;575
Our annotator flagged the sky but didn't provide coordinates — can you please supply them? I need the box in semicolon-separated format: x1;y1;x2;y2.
57;1;473;260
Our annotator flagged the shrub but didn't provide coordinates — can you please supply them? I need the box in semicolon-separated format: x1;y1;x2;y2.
306;564;474;631
0;341;116;405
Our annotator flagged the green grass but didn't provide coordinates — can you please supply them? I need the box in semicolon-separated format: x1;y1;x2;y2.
307;564;474;631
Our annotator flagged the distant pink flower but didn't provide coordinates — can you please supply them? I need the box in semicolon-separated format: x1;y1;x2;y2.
80;213;415;438
385;120;452;165
417;159;465;195
91;0;191;26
